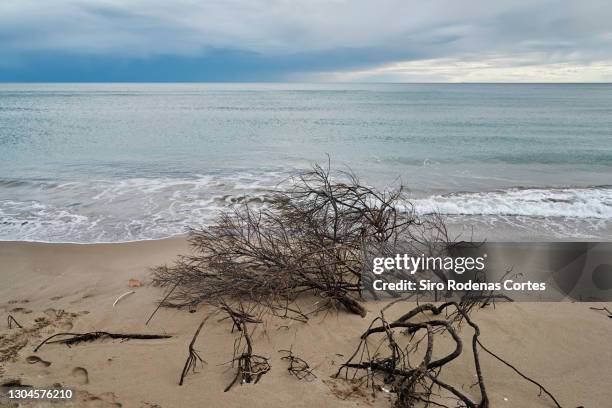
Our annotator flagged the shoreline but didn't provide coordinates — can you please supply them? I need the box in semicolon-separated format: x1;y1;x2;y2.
3;216;612;246
0;235;190;246
1;239;611;407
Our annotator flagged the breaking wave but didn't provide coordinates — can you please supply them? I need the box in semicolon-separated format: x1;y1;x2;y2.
411;186;612;219
1;177;610;243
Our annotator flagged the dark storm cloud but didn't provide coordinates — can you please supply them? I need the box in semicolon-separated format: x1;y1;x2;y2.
1;0;611;81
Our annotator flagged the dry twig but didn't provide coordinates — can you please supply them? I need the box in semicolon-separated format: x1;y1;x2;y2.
7;315;23;329
279;348;316;381
146;279;181;325
589;306;612;318
179;313;214;385
34;332;171;352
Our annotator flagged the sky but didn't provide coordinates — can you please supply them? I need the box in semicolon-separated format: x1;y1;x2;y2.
1;0;612;82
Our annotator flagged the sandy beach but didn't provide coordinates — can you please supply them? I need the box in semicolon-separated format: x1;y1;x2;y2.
2;2;612;407
1;238;610;407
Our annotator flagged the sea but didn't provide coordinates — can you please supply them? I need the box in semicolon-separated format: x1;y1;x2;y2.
1;83;611;243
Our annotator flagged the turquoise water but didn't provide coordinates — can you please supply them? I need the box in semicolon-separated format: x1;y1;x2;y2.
1;83;611;242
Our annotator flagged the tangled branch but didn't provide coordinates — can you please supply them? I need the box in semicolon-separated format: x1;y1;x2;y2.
223;304;271;392
153;164;455;317
336;301;562;408
279;348;316;381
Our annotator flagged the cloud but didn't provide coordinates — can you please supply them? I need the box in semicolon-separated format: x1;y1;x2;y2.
297;54;612;83
1;0;611;81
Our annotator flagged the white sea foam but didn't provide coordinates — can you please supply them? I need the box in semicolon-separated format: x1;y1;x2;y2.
0;172;288;243
1;178;610;243
411;187;612;219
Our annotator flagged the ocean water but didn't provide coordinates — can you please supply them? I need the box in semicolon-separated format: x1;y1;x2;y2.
1;83;611;242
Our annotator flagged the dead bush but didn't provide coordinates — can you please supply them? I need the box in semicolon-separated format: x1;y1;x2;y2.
152;163;456;317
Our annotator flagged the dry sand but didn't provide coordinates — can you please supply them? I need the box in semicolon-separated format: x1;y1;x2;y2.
1;239;611;407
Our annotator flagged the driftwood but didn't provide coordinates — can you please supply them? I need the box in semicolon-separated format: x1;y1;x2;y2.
34;332;171;352
7;315;23;329
336;301;563;408
179;313;214;385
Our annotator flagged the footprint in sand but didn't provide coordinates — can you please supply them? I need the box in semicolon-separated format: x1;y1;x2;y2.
73;391;122;408
74;390;122;408
26;355;51;367
72;367;89;385
10;307;32;314
59;321;74;330
44;308;65;319
7;299;29;305
100;392;122;406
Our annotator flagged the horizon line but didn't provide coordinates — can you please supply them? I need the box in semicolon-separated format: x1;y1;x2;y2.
2;81;612;85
